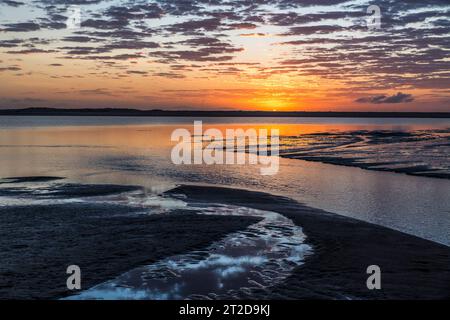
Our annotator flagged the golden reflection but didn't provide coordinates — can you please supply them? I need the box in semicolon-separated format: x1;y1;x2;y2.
0;122;392;152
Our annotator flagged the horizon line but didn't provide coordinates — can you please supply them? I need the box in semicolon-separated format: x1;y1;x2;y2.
0;107;449;118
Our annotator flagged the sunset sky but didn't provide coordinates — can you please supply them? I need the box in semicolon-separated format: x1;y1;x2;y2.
0;0;449;111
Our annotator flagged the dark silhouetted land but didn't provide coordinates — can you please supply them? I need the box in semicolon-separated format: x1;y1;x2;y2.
0;107;449;118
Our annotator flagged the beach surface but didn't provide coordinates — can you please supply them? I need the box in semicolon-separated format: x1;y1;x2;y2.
167;185;450;299
0;179;260;299
278;129;450;180
0;178;449;299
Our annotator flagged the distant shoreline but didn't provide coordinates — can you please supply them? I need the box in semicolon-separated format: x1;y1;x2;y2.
1;108;449;118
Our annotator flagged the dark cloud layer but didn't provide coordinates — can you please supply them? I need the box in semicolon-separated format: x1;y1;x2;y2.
355;92;415;104
0;0;24;6
1;22;41;32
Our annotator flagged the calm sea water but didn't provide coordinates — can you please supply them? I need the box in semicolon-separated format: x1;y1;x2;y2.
1;116;449;246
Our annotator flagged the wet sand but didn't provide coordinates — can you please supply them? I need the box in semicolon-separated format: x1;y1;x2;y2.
0;181;260;299
1;178;449;299
279;129;450;180
167;185;450;299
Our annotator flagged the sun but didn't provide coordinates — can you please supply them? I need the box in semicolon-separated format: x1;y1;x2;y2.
258;98;295;111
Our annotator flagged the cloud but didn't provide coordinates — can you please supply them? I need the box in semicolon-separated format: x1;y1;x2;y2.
0;0;24;7
227;22;258;30
277;0;351;6
150;36;243;62
63;36;98;43
0;39;23;47
166;18;223;34
58;46;109;55
65;53;144;60
6;48;57;54
153;72;186;79
0;66;21;71
355;92;415;104
103;40;159;50
81;19;128;30
126;70;148;75
151;49;237;62
78;88;113;96
269;11;362;26
104;3;164;20
283;25;347;36
81;29;153;40
1;22;40;32
40;0;104;4
240;33;268;37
